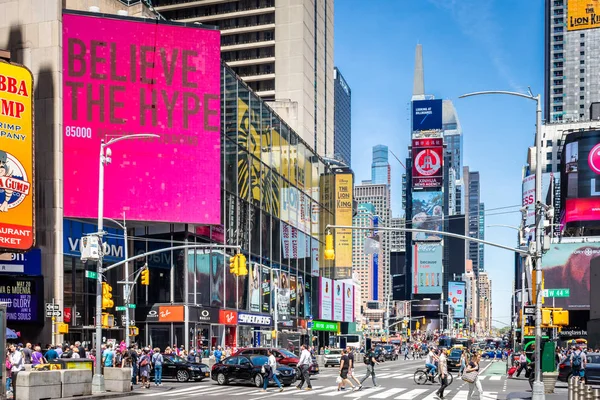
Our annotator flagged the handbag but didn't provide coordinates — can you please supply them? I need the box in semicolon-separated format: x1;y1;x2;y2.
461;370;478;383
336;376;342;384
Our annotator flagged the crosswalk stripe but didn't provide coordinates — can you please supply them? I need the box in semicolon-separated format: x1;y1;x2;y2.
488;375;501;381
343;387;386;397
451;390;468;400
175;386;238;397
375;373;393;379
293;386;329;395
391;373;413;379
394;389;428;399
205;387;245;396
144;386;206;397
229;388;267;396
369;388;407;398
481;392;498;399
421;391;440;400
321;387;354;397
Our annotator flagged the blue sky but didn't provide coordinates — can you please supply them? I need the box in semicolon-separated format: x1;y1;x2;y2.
334;0;544;327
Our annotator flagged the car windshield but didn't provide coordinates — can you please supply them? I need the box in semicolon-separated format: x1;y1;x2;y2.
279;349;297;358
249;355;269;366
328;349;342;355
450;350;462;357
166;355;187;364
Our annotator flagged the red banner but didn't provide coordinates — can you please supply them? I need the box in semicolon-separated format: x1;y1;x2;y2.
412;138;443;189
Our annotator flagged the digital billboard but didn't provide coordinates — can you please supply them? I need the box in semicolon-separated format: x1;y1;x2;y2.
412;99;442;131
448;281;465;319
412;243;443;294
335;174;353;269
333;280;343;321
319;277;332;320
541;242;600;309
411;191;443;241
0;62;35;251
0;276;43;323
567;0;600;31
343;283;354;323
62;12;221;224
412;138;443;188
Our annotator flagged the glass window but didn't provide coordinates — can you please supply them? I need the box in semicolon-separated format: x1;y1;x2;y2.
271;172;281;219
289;133;298;186
261;106;273;168
271;118;282;179
297;141;307;191
261;211;271;261
237;149;250;202
250;155;261;207
546;140;553;147
250;204;261;257
237;84;250;150
272;217;281;264
224;357;238;365
261;162;274;215
224;70;238;141
249;93;262;160
281;125;290;181
546;164;553;173
225;139;238;194
210;251;226;308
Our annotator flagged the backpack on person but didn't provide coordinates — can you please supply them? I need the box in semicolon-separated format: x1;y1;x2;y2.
364;352;372;365
572;352;582;368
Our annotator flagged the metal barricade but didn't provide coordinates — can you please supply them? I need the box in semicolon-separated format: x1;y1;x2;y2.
586;385;594;400
569;376;576;400
579;380;587;399
593;388;600;400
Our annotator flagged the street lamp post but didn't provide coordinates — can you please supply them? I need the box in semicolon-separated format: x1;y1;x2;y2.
459;89;544;400
92;134;158;394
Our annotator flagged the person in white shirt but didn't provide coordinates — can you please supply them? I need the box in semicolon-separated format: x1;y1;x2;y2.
425;349;437;376
9;344;24;399
296;345;313;390
262;349;283;392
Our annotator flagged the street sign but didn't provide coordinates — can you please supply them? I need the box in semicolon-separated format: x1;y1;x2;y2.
128;304;136;309
541;288;570;298
524;306;536;315
45;303;59;311
115;306;126;311
85;270;98;279
45;310;61;318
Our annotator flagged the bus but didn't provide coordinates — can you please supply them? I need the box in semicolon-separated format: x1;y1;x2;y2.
329;334;362;349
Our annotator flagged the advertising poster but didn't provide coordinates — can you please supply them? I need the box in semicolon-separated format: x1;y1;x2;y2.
297;275;305;317
333;280;343;321
305;278;311;317
261;267;271;313
567;0;600;31
542;243;600;309
412;243;443;294
412;138;443;189
0;276;42;323
275;270;290;320
522;173;559;227
0;62;35;251
319;277;332;320
210;252;225;308
290;275;297;316
311;238;320;277
62;13;221;224
412;99;443;131
335;174;353;268
343;283;354;323
448;281;466;319
249;263;261;313
411;191;444;241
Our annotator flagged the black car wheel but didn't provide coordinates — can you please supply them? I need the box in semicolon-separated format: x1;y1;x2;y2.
176;369;190;382
217;373;227;385
254;374;263;388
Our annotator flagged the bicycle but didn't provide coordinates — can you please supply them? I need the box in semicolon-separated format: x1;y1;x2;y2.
413;368;454;386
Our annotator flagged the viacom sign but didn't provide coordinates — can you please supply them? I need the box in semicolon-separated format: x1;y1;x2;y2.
63;219;125;262
237;312;272;326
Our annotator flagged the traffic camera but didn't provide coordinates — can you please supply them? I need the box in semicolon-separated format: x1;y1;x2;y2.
141;267;150;286
102;282;114;309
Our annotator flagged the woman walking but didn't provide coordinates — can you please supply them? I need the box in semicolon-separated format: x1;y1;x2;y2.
466;353;484;399
262;349;284;392
138;348;152;389
458;350;467;377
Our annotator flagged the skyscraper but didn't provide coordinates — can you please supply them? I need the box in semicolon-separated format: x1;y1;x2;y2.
352;203;383;308
153;0;335;156
463;167;484;274
371;145;391;185
334;67;352;166
544;0;600;122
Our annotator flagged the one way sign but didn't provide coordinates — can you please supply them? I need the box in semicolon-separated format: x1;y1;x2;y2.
46;310;62;318
45;303;59;311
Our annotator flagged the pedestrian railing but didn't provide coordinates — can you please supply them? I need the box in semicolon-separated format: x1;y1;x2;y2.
568;376;600;400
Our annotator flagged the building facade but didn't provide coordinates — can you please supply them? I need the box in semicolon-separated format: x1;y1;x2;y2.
153;0;335;157
333;67;352;166
464;261;478;332
463;167;484;274
371;145;391;186
390;217;406;252
352;204;381;312
478;272;492;335
544;0;600;122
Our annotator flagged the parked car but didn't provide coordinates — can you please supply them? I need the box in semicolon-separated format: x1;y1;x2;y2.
447;349;463;372
233;347;319;375
211;354;297;387
150;354;210;382
374;345;397;361
324;349;343;367
558;359;572;382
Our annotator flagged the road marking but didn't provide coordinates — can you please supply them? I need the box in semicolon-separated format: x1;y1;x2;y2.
488;375;501;381
229;388;267;396
451;390;468;400
394;388;428;399
391;373;412;379
343;387;385;397
375;373;393;379
204;386;247;396
177;386;238;397
292;386;327;395
368;388;407;398
144;385;207;396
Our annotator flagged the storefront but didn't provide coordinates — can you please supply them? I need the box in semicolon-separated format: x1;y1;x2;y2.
237;311;273;348
188;306;219;351
312;320;339;352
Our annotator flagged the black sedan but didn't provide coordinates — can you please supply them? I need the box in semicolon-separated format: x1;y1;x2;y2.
558;353;600;384
211;355;297;388
447;349;463;372
151;354;210;382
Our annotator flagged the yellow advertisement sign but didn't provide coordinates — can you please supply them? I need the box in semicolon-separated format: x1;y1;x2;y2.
0;62;35;251
567;0;600;31
334;174;353;268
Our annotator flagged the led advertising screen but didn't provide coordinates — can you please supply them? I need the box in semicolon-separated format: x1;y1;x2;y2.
411;191;444;241
319;277;332;320
343;283;354;323
412;138;443;189
333;280;343;321
62;12;221;224
412;99;442;131
0;62;35;251
0;276;43;323
542;242;600;309
334;174;353;269
448;281;465;319
567;0;600;31
412;243;443;294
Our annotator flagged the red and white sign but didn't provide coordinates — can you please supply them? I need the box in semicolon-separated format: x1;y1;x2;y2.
412;138;443;188
219;309;238;325
64;307;72;323
589;143;600;175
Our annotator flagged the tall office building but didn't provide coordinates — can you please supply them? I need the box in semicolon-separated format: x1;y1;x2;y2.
544;0;600;122
352;203;382;310
443;101;463;215
478;272;492;335
354;183;391;308
390;217;406;252
334;67;352;166
464;261;479;330
478;203;485;272
154;0;335;156
463;167;484;274
371;145;391;185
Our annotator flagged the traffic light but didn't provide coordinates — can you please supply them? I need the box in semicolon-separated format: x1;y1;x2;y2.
101;313;114;328
422;317;426;325
407;328;411;336
102;282;114;309
324;232;335;260
129;326;139;336
141;267;149;286
272;330;277;338
416;321;420;330
553;310;569;326
229;254;239;275
237;254;248;276
542;308;552;326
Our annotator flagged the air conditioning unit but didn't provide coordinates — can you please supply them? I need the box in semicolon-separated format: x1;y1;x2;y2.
80;235;100;262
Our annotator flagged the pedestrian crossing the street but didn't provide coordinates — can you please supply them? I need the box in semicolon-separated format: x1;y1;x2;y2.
142;384;499;399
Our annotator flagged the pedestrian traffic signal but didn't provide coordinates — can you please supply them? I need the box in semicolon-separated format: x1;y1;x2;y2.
324;232;335;260
237;254;248;276
102;282;114;309
422;317;426;325
553;310;569;326
407;328;411;336
101;313;114;328
416;321;420;330
129;327;139;336
229;254;239;275
140;267;149;286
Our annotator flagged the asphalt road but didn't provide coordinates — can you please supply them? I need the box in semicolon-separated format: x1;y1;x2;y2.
117;359;542;400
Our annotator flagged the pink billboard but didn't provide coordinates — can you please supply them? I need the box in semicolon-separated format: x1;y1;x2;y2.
62;12;221;223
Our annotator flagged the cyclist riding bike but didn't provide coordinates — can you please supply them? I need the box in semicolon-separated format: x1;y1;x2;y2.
425;348;438;377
